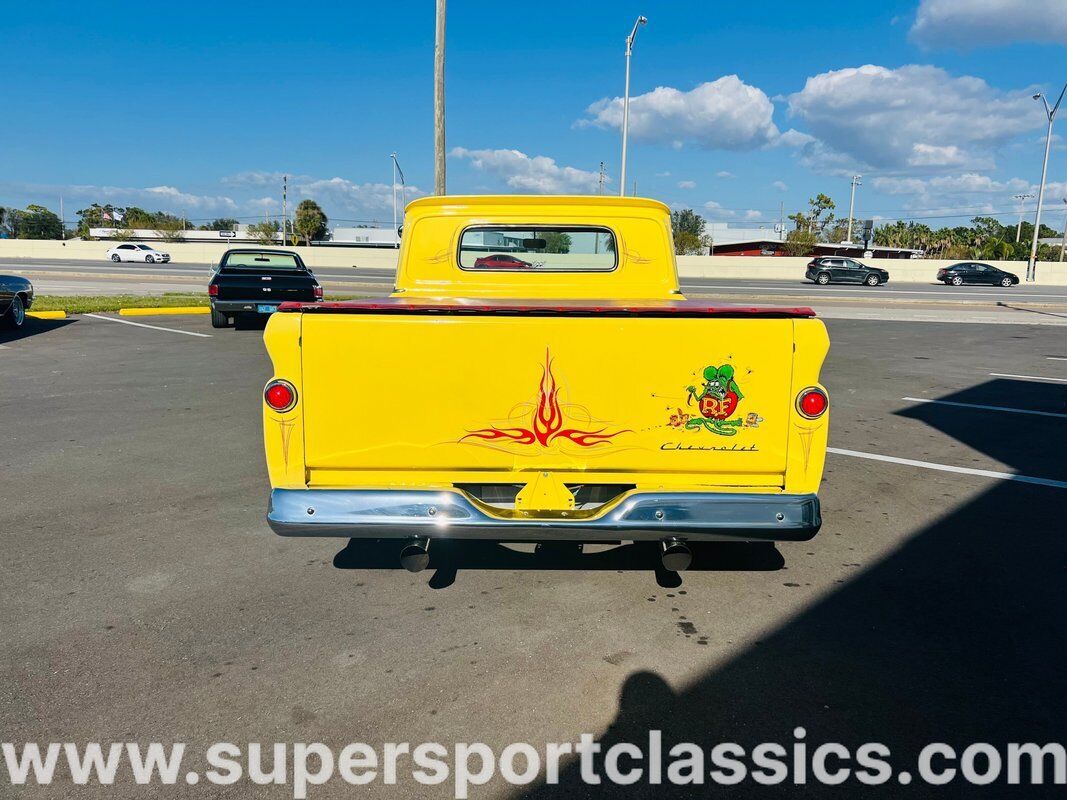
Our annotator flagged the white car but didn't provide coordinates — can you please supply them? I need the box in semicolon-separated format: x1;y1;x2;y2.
106;243;171;263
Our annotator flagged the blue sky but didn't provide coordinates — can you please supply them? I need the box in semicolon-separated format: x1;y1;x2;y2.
2;0;1066;230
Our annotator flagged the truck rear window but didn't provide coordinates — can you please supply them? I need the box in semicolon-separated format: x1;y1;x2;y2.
222;252;303;269
458;227;617;272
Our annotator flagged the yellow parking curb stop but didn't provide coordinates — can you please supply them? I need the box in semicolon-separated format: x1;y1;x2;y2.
28;310;67;320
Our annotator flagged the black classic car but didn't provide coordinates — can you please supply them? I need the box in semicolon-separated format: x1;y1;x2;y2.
936;262;1020;287
207;249;322;329
805;257;889;286
0;274;34;330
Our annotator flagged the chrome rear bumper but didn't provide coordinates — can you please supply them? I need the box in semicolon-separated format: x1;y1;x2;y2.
267;489;820;542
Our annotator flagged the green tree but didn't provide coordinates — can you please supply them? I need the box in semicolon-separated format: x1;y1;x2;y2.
199;218;239;231
16;205;63;239
247;220;281;245
294;199;328;246
671;208;706;238
673;231;712;255
670;209;711;255
154;216;187;243
539;231;572;253
790;194;836;238
75;203;125;238
781;229;818;257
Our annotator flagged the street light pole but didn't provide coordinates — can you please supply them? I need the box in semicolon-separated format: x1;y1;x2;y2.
846;174;862;242
390;152;406;248
1060;198;1067;262
1028;84;1066;281
619;15;647;197
1013;193;1034;242
433;0;447;195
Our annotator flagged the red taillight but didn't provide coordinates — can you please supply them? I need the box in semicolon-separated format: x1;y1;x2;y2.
208;284;219;296
313;285;323;299
264;380;297;412
797;387;828;419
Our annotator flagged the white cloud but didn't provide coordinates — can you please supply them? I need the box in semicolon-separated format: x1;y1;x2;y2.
787;64;1043;174
220;171;308;188
911;0;1067;47
449;147;602;193
0;181;237;214
581;75;804;151
293;177;426;216
744;210;763;220
871;172;1036;216
772;180;789;192
873;173;1029;196
656;171;672;177
677;180;696;189
702;200;736;219
715;171;734;179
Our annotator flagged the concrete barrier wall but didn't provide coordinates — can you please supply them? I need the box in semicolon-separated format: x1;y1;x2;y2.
0;239;400;270
3;240;1065;284
675;255;1067;284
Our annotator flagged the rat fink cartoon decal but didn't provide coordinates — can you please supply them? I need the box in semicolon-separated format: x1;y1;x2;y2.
669;363;762;436
461;350;631;452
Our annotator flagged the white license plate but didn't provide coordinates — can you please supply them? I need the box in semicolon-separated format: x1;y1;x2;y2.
257;304;279;314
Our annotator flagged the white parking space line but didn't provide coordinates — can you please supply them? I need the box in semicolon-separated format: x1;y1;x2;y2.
828;447;1067;490
902;397;1067;419
1047;356;1067;361
83;313;212;338
989;372;1067;383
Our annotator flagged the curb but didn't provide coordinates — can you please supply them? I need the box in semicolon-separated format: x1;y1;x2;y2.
118;307;210;317
28;310;67;320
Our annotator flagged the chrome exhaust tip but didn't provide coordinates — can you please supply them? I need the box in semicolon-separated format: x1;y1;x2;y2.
400;537;431;573
660;538;692;572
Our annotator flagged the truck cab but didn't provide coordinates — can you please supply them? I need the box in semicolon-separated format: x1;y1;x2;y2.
261;196;829;572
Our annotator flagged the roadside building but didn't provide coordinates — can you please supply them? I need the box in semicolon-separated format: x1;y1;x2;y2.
710;239;923;259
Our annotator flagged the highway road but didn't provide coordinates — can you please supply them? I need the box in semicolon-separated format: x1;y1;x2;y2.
6;257;1067;306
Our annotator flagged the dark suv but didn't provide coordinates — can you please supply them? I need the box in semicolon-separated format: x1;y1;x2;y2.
805;257;889;286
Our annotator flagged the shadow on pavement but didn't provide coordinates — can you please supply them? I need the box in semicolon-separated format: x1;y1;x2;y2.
515;379;1067;797
996;302;1067;321
333;539;784;589
0;316;75;343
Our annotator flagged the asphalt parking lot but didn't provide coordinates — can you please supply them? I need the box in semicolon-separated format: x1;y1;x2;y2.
2;311;1067;797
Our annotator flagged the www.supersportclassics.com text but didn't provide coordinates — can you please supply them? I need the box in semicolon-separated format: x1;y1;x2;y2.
5;730;1067;797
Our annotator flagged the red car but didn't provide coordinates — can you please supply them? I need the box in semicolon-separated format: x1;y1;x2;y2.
472;254;534;269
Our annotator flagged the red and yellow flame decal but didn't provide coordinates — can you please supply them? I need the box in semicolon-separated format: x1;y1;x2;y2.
462;351;630;449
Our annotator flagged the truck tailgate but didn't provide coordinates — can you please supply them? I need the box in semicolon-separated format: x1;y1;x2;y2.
299;311;799;490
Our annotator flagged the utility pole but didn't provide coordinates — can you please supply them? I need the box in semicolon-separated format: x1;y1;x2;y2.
1013;193;1035;241
846;174;862;243
779;201;785;241
282;175;288;245
433;0;447;195
632;179;637;197
619;15;647;197
597;162;606;195
59;195;64;241
1029;84;1066;281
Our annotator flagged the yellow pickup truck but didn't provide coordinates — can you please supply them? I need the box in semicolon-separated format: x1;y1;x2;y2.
262;196;829;572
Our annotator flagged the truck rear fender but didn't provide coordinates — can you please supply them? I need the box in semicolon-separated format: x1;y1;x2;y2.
263;312;307;488
785;318;830;495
